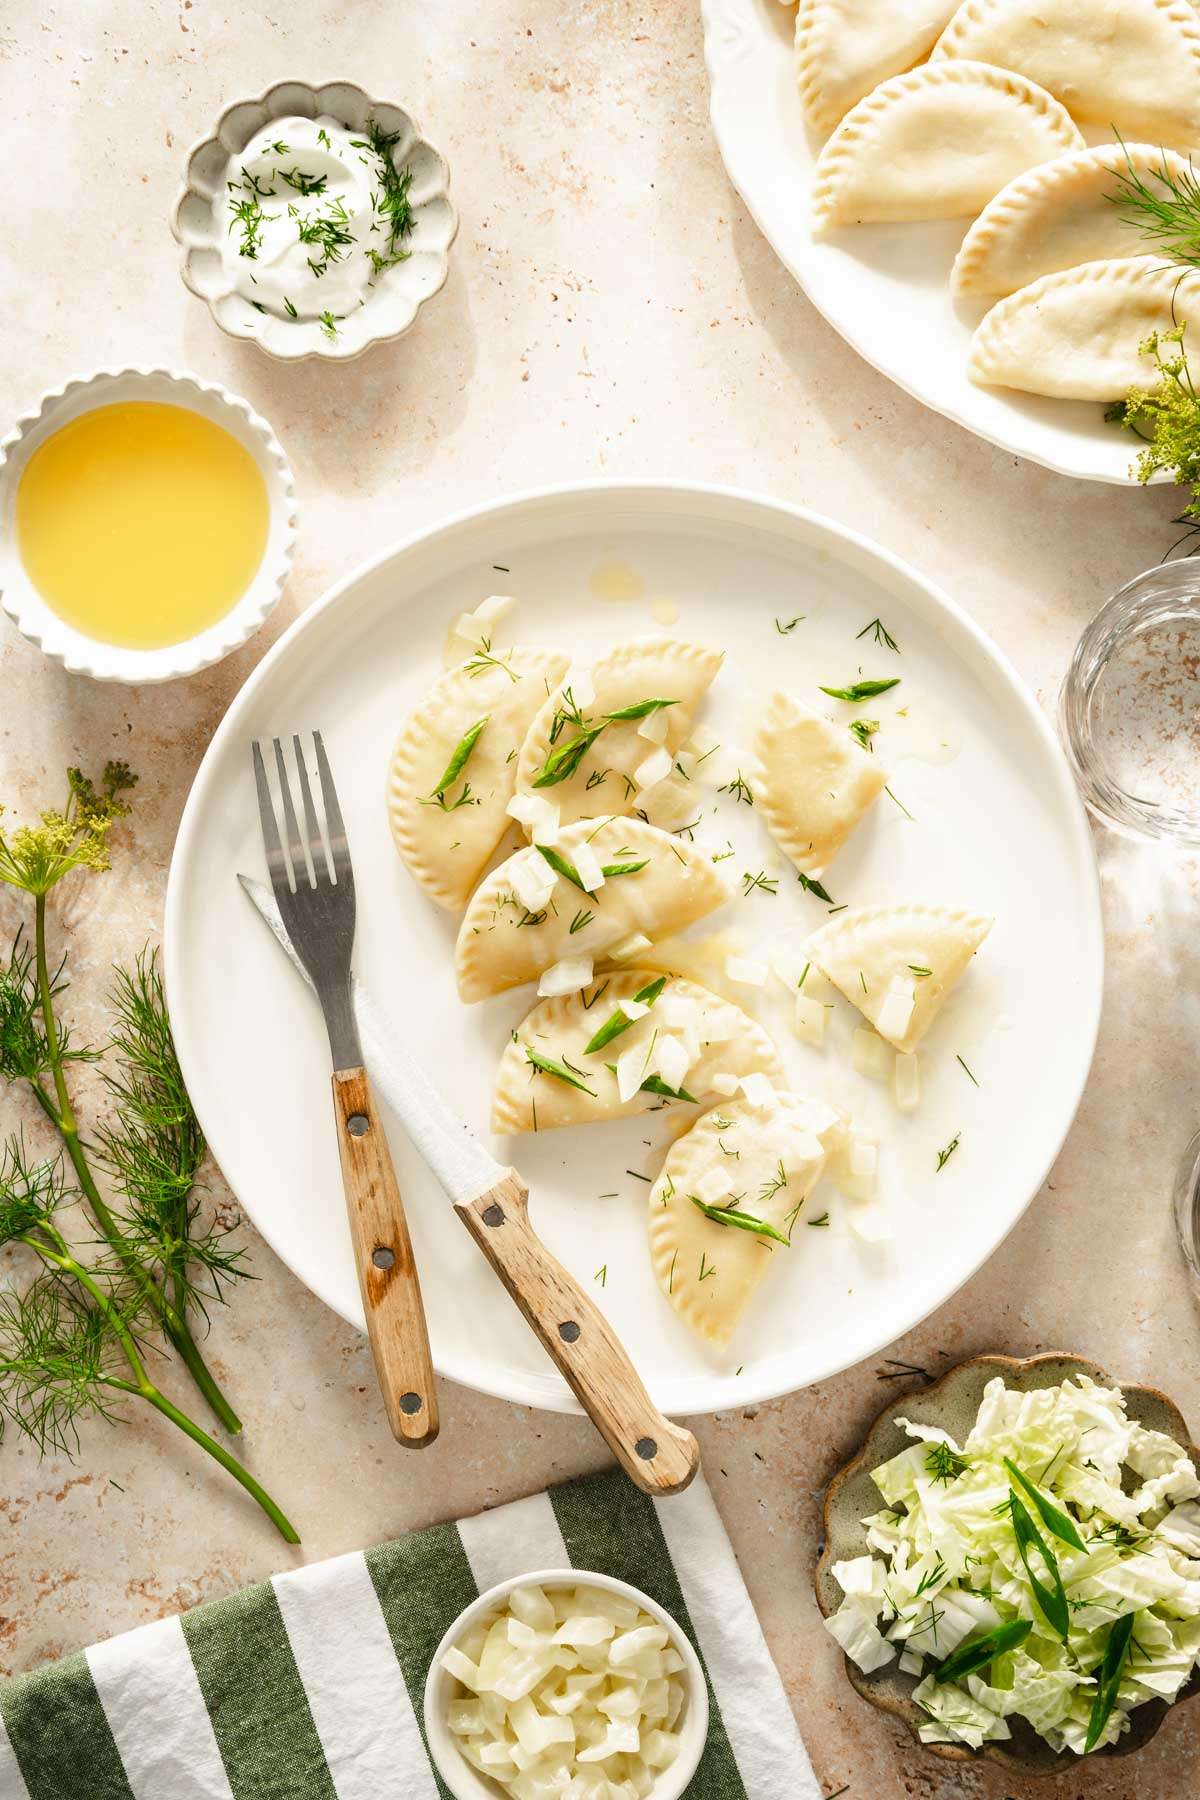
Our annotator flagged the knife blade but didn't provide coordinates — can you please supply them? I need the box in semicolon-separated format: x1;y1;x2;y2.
238;873;701;1497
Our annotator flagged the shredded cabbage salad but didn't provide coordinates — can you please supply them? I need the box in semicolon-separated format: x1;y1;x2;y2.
823;1374;1200;1754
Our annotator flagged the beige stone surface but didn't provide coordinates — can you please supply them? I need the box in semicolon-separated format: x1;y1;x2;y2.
1;1;1198;1794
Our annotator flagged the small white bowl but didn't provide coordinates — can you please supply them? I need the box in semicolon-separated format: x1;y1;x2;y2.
423;1568;709;1800
172;78;458;362
0;366;297;682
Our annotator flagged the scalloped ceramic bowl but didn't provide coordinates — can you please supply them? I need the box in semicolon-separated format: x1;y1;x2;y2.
172;79;457;361
0;367;297;682
816;1352;1200;1778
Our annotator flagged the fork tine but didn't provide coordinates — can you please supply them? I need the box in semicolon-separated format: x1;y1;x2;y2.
273;738;312;890
313;730;350;876
292;733;331;883
252;739;293;895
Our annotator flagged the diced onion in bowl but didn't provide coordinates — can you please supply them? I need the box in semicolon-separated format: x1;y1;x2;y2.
440;1582;690;1796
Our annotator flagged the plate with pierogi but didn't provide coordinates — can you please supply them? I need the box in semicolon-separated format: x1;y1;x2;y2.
702;0;1200;481
165;483;1102;1415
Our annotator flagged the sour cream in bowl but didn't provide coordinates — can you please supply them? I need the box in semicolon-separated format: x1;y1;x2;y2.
173;81;457;361
216;115;400;334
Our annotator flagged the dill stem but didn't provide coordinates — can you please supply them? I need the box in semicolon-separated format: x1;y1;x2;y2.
30;1234;298;1543
31;895;243;1436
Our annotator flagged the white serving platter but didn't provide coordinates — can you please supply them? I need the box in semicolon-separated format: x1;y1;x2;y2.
701;0;1143;484
165;482;1103;1418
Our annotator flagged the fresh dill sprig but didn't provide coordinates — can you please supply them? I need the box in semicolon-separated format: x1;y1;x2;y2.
294;195;354;276
318;310;342;340
774;616;804;634
1112;142;1200;269
856;617;899;652
0;1138;296;1539
925;1441;970;1484
464;635;520;683
95;951;249;1327
355;119;416;273
741;870;778;897
719;770;754;806
278;166;327;197
935;1132;961;1172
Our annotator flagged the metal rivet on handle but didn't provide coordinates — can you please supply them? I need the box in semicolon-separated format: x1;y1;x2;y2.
558;1320;581;1343
347;1113;370;1137
399;1393;423;1415
482;1204;505;1227
372;1246;395;1270
635;1437;658;1461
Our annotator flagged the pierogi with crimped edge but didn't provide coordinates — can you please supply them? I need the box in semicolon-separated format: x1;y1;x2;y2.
647;1093;846;1347
454;815;731;1002
512;637;723;830
492;970;785;1133
387;647;570;912
806;902;992;1053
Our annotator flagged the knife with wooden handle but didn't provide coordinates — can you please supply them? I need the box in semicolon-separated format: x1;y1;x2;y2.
239;875;700;1496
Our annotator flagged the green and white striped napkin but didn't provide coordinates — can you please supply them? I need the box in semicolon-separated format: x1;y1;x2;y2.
0;1467;819;1800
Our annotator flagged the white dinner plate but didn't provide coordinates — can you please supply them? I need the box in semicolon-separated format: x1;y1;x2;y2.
701;0;1143;484
165;482;1103;1417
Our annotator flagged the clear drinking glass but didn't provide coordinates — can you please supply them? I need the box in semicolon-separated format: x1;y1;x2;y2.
1060;554;1200;845
1061;557;1200;1299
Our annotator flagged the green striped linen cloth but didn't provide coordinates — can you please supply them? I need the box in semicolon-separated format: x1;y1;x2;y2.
0;1466;819;1800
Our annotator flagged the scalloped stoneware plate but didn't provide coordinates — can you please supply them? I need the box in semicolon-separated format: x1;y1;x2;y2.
172;79;457;362
164;483;1103;1416
816;1353;1200;1775
700;0;1144;484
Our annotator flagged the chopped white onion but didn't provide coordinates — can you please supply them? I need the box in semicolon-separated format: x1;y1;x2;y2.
738;1072;777;1110
876;980;915;1044
538;957;594;999
620;997;650;1022
636;709;670;744
510;849;557;914
507;793;561;847
616;1043;647;1104
842;1133;879;1201
609;933;651;962
793;993;828;1045
446;593;515;664
653;1034;691;1092
893;1052;920;1112
633;746;672;791
572;840;606;892
442;1583;688;1795
725;954;767;987
696;1167;733;1205
709;1071;739;1096
851;1027;891;1081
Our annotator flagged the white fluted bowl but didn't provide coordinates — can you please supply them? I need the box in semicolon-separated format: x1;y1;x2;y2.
172;78;457;362
0;367;297;682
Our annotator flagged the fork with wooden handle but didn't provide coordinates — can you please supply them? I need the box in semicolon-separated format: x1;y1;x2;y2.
252;733;438;1448
240;850;701;1496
